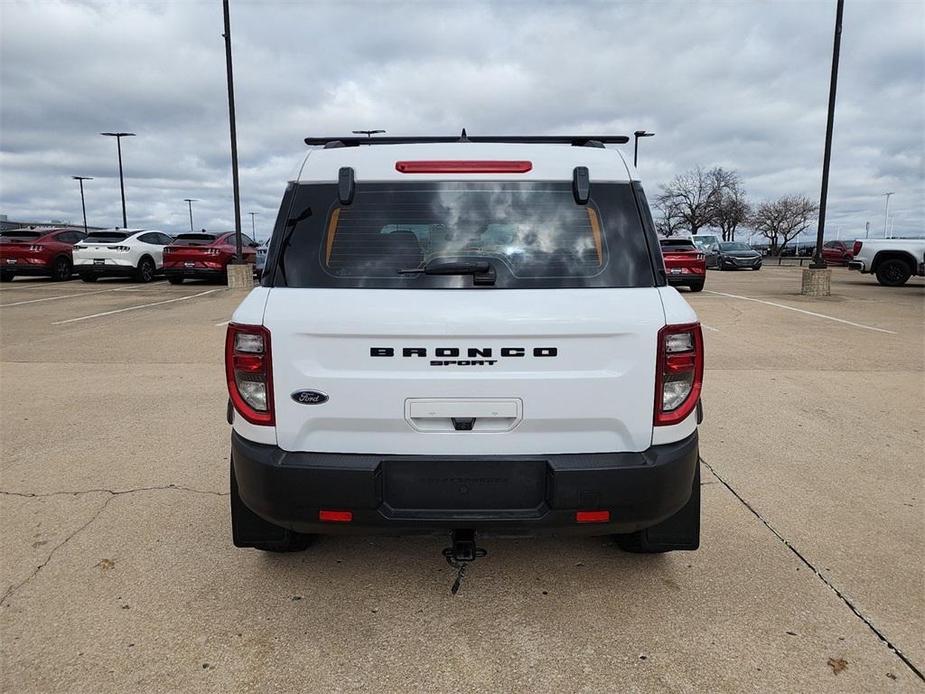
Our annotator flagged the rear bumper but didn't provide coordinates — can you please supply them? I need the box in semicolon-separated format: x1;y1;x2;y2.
231;430;700;535
847;261;865;272
164;267;226;280
76;263;139;277
1;260;53;274
666;275;704;287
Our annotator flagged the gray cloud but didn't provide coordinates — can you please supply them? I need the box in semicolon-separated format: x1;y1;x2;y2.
1;0;922;239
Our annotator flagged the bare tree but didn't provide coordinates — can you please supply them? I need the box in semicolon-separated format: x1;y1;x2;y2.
710;168;751;241
750;195;818;255
655;166;722;236
654;195;687;237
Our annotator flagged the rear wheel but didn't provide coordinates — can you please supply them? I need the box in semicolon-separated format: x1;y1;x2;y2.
0;271;14;282
689;281;704;292
875;259;912;287
167;276;184;285
51;256;72;281
230;461;313;553
136;256;156;283
615;464;700;554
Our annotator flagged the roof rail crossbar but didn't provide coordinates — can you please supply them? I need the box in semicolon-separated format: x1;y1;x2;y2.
308;135;629;148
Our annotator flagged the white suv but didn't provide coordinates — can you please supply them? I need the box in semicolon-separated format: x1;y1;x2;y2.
73;229;173;282
226;135;703;558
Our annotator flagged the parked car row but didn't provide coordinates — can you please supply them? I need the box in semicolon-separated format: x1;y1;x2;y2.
0;227;262;283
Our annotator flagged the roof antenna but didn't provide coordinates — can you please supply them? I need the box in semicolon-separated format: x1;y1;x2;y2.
459;128;469;142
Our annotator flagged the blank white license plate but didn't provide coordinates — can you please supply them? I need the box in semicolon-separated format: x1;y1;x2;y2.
670;268;682;274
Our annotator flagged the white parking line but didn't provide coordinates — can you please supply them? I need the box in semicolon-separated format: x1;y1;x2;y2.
704;290;897;334
52;289;222;325
702;325;720;332
0;281;167;307
215;320;230;327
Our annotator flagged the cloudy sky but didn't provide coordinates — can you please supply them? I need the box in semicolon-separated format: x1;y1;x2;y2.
1;0;923;240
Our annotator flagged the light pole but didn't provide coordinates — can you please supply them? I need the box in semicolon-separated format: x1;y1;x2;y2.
352;129;385;139
222;0;243;264
71;176;93;235
882;192;893;238
183;198;199;233
809;0;844;271
633;130;654;168
100;132;135;228
248;211;258;238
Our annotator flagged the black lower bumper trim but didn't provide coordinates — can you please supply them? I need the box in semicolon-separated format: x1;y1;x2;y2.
231;430;699;535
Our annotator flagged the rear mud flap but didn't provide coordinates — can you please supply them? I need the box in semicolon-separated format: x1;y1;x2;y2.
619;463;700;552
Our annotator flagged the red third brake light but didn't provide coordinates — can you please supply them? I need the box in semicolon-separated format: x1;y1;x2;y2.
654;323;704;426
395;160;533;174
225;323;274;426
853;240;862;256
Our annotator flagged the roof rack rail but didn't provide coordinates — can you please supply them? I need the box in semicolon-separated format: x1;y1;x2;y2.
306;134;629;149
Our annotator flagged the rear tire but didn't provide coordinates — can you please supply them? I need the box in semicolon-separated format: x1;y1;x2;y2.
136;256;156;283
615;464;700;553
167;276;184;285
51;256;72;281
689;281;704;292
875;258;912;287
230;461;313;553
0;271;14;282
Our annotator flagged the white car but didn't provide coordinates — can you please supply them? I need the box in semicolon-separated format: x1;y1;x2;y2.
226;134;703;559
848;238;925;286
73;229;174;282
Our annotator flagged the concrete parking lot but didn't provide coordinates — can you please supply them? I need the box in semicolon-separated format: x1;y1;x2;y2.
1;267;923;692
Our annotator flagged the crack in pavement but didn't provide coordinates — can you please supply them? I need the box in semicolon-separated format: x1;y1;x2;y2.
1;493;112;607
700;456;925;682
0;484;228;607
0;483;228;499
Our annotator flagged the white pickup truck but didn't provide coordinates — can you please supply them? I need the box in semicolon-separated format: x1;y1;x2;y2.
848;238;925;286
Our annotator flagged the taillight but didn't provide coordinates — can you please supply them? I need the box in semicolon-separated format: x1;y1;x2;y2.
225;324;274;425
654;323;703;426
207;248;222;256
852;241;862;256
26;245;44;252
107;245;130;252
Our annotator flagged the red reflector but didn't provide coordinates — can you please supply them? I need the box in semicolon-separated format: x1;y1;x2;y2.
576;510;610;524
395;160;533;174
319;510;353;523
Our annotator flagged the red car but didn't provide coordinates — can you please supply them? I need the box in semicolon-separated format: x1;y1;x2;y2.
821;240;854;265
0;227;86;282
163;231;258;284
659;238;706;292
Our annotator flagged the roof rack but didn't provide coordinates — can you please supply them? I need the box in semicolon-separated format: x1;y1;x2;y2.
306;132;629;149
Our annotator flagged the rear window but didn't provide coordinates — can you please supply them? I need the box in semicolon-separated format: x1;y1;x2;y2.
85;232;132;242
660;239;696;250
172;234;217;246
273;182;655;289
1;231;42;241
720;242;752;251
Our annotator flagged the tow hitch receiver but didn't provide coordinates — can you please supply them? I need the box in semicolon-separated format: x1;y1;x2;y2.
442;528;486;564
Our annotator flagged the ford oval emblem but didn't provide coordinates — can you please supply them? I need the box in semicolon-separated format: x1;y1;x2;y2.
291;390;329;405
